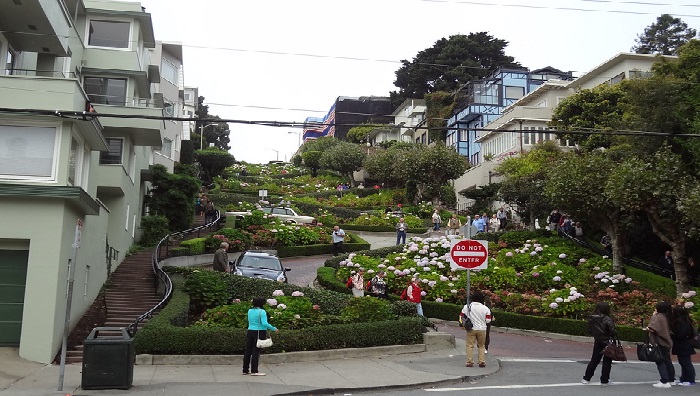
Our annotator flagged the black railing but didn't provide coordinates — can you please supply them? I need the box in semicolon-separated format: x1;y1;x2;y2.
127;211;221;336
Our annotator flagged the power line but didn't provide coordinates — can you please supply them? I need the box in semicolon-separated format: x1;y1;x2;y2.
1;106;698;138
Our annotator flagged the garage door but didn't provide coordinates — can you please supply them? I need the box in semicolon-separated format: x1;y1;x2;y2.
0;250;28;345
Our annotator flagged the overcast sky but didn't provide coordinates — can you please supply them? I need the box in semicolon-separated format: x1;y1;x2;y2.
133;0;700;164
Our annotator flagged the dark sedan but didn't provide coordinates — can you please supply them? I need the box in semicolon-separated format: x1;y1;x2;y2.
232;251;290;283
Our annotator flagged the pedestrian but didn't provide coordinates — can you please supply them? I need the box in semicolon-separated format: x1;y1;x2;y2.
243;297;278;376
574;222;584;240
658;250;675;280
401;276;423;316
482;213;489;232
488;214;499;233
204;200;216;224
195;195;202;217
357;182;365;189
472;214;486;233
395;217;408;245
647;301;676;388
447;214;461;236
331;225;346;256
212;242;229;272
496;207;507;230
671;305;696;386
581;302;616;385
431;209;442;231
463;291;492;368
368;271;388;299
687;257;699;286
199;194;209;217
548;208;561;232
600;234;612;254
350;269;365;298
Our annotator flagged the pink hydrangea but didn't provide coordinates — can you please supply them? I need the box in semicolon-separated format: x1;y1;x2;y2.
266;299;278;306
291;291;304;297
272;290;284;297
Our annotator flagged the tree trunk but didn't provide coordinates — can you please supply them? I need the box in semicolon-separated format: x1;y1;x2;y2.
610;228;626;274
646;209;690;297
529;210;536;231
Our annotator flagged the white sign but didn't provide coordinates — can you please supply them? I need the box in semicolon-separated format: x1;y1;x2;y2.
449;239;488;271
258;189;268;197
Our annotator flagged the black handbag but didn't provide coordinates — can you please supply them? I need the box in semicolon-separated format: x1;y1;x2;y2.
637;332;664;362
690;327;700;349
602;338;627;361
459;303;474;330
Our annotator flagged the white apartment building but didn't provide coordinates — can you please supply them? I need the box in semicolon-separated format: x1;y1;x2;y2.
0;0;179;363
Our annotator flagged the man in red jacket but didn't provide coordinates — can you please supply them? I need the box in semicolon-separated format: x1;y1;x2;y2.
402;277;423;316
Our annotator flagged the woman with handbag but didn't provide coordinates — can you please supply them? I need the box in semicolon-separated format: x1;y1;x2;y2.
243;297;278;376
671;305;696;386
647;301;676;388
582;302;616;385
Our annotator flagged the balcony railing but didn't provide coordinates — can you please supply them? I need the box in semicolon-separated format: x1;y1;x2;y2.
2;68;78;78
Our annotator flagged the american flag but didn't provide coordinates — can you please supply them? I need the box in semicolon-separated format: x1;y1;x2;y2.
322;104;336;137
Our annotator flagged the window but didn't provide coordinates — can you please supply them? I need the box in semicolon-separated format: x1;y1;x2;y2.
84;77;127;105
0;125;57;179
161;58;178;85
505;86;525;100
184;91;192;102
163;99;174;117
161;138;172;158
100;138;123;165
5;47;16;75
68;137;79;185
608;72;625;86
88;20;130;49
125;204;130;231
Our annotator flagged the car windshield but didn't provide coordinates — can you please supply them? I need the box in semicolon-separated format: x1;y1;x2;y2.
239;255;281;270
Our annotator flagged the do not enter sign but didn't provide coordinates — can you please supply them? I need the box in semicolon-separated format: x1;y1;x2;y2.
449;239;488;270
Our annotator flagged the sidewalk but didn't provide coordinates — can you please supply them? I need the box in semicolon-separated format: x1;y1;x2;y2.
0;336;498;396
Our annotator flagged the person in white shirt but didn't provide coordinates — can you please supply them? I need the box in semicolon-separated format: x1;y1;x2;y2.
462;291;492;368
331;225;346;256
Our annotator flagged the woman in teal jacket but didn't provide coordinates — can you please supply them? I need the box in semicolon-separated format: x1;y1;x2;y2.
243;297;278;376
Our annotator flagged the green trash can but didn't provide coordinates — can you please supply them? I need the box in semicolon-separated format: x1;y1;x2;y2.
81;327;135;390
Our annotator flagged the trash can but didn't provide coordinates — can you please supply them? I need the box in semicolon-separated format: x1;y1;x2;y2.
81;327;135;390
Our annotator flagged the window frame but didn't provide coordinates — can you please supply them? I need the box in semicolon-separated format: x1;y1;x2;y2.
161;58;179;85
0;123;60;182
86;18;132;50
84;76;128;106
100;138;124;165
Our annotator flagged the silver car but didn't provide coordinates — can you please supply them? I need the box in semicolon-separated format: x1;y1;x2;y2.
233;251;290;283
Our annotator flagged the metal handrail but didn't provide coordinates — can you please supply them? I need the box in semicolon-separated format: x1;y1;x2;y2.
127;210;221;336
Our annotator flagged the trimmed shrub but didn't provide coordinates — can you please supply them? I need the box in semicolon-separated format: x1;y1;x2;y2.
341;224;427;234
179;238;206;254
139;215;170;246
276;233;370;258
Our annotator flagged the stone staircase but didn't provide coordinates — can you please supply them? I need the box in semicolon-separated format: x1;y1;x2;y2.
64;215;210;364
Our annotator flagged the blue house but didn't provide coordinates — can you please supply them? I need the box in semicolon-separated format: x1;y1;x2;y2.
446;67;573;165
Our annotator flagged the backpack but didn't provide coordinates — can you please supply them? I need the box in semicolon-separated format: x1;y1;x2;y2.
345;277;353;289
459;304;474;330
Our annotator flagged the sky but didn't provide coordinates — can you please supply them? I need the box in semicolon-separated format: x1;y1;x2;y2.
132;0;700;164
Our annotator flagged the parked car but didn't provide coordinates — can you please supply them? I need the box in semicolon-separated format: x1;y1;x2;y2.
232;251;290;283
226;206;317;224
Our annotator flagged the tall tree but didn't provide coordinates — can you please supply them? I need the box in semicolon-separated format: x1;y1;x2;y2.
194;96;231;150
497;142;563;229
148;164;199;231
319;142;366;184
632;14;697;55
391;33;520;108
404;142;470;205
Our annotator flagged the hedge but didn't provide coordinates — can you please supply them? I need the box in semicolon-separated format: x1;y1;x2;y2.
276;233;370;258
134;275;424;355
626;266;676;298
322;245;405;269
179;238;206;254
341;224;427;234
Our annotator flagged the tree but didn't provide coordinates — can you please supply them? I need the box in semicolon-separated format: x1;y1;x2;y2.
300;136;339;154
319;142;366;183
497;142;564;229
391;33;520;108
363;142;415;187
404;142;470;205
544;148;633;273
195;96;231;150
632;14;697;55
194;148;235;183
549;84;627;150
346;125;390;144
148;164;199;231
301;150;322;177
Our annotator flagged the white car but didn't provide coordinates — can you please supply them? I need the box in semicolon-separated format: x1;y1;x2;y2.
226;206;317;224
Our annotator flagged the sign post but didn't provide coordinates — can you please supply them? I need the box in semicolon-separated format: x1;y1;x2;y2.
449;239;488;308
58;219;82;391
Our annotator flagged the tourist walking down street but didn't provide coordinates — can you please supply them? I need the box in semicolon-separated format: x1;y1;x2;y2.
647;301;676;388
671;305;696;386
402;277;423;316
396;217;408;245
463;291;492;368
496;207;507;230
368;271;388;299
472;214;486;233
447;214;461;236
581;302;616;385
331;225;346;256
243;297;278;376
548;208;561;232
212;242;229;272
488;214;499;233
350;269;365;298
432;209;442;231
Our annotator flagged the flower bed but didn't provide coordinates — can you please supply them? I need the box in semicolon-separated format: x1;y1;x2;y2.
325;231;693;326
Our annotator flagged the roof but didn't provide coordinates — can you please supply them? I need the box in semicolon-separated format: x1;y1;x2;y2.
566;52;677;88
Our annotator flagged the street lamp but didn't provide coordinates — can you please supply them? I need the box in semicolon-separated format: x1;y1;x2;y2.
270;149;279;161
288;130;302;147
199;123;218;150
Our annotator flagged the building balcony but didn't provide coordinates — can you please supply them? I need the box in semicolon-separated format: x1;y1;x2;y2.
95;163;131;198
93;103;163;147
0;0;73;56
83;48;156;98
0;73;107;151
